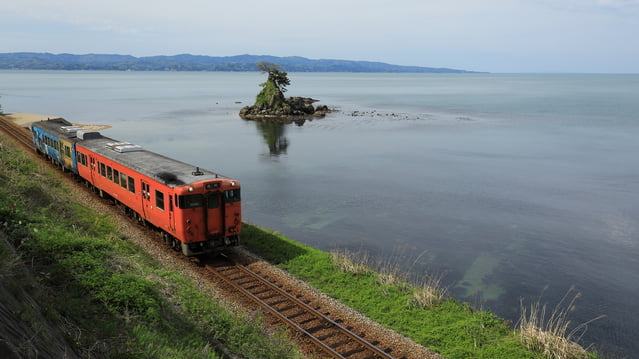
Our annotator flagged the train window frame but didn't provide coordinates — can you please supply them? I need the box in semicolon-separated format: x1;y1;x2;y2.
78;152;87;167
64;145;71;158
99;162;106;177
155;190;165;211
113;169;120;185
120;173;127;189
107;166;113;181
128;176;135;194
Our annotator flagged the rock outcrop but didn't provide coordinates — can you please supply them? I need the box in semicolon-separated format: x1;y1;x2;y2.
239;97;330;120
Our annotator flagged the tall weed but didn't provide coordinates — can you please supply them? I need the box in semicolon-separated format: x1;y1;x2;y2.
518;286;605;359
330;248;447;307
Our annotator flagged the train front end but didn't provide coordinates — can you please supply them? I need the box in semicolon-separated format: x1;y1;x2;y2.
173;178;241;256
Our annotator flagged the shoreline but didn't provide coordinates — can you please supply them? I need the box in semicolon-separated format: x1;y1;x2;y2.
5;112;112;131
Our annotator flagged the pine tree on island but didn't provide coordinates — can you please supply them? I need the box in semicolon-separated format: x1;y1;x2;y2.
239;62;329;120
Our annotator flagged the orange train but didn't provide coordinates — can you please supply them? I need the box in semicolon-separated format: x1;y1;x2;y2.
31;118;241;256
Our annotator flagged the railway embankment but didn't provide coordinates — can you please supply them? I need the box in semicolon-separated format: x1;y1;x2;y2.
0;114;601;359
0;128;301;358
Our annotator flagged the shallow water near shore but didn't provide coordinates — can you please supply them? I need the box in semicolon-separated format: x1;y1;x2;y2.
2;70;638;357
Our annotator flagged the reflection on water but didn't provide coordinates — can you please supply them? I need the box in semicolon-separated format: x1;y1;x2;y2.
250;117;313;156
254;120;289;156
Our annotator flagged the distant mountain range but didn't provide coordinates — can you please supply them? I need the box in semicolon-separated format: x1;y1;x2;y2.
0;52;478;73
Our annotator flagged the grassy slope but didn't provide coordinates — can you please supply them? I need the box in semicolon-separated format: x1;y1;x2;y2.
241;224;600;359
0;134;300;359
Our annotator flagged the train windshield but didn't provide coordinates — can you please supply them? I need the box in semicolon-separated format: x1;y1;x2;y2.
178;194;204;209
224;189;241;203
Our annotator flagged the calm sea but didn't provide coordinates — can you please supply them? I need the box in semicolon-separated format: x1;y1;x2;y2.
2;70;638;357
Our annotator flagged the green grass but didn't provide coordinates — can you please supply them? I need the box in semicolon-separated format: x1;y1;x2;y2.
241;223;601;359
0;130;602;359
0;134;301;359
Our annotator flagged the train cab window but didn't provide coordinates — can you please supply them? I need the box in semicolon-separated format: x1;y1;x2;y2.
128;176;136;194
207;193;220;209
178;194;204;209
155;190;165;210
120;173;127;189
99;163;106;177
107;166;113;181
113;169;120;185
224;189;241;203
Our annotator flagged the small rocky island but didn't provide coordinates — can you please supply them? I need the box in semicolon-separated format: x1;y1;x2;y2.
239;62;330;120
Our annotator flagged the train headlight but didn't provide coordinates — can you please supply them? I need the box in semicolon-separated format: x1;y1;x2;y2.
231;181;236;186
188;186;194;192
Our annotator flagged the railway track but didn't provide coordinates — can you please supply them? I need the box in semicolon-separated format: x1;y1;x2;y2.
1;115;425;359
206;258;397;359
0;116;35;150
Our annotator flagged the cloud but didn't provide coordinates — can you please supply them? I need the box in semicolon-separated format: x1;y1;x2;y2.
1;0;638;72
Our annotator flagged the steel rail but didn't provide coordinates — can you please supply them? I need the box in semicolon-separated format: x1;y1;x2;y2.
206;262;395;359
0;116;34;150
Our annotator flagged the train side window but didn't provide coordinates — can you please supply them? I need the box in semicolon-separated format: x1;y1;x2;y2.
128;176;135;194
155;190;165;210
99;162;106;177
64;145;71;157
120;173;127;189
113;169;120;185
107;166;113;181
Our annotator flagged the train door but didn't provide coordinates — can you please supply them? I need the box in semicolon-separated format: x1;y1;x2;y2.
168;194;176;233
206;192;222;237
223;189;241;235
141;180;151;219
89;156;97;184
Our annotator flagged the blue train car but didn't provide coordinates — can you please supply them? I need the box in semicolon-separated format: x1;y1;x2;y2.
30;118;80;173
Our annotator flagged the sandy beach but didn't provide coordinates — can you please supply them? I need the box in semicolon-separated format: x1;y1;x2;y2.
5;113;111;131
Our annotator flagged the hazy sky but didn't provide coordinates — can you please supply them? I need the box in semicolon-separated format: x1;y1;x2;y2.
2;0;638;73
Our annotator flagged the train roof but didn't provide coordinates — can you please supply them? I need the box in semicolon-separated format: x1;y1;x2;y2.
79;135;227;187
30;118;78;137
31;118;228;187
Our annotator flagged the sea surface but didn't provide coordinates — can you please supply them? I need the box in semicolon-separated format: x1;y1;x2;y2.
2;70;638;357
